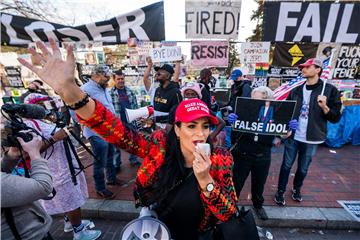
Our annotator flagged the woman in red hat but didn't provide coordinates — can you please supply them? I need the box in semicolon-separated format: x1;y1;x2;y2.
18;39;238;240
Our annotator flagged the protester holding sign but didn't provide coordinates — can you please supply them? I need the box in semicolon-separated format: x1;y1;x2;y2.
275;58;342;206
228;86;282;220
142;56;181;107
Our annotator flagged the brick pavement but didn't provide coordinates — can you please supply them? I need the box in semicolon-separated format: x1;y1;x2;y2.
78;142;360;208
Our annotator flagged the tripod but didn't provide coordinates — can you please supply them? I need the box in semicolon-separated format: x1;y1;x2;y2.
60;126;98;185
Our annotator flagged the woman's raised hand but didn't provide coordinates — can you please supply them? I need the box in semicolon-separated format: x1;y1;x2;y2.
17;38;76;97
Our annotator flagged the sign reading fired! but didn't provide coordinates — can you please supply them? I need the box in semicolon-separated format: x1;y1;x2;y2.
185;0;242;40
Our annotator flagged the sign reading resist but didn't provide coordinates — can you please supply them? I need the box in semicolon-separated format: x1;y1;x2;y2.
191;41;229;67
185;0;242;39
263;1;360;44
0;2;165;46
150;46;182;63
233;97;296;135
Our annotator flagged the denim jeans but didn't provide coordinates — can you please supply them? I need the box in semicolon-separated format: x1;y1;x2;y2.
88;136;116;192
113;148;138;167
277;138;318;192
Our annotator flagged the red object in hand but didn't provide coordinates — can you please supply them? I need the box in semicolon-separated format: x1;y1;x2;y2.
147;106;154;116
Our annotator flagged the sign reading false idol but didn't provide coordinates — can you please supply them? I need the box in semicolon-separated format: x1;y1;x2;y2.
0;2;165;47
263;1;360;44
233;97;296;135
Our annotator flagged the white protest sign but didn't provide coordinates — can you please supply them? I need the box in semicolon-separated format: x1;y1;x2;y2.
185;0;242;39
240;42;270;64
150;46;182;62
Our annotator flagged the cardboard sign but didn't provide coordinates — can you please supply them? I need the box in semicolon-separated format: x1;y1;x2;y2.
191;41;229;67
150;46;182;63
316;43;342;78
333;45;360;79
137;41;153;56
263;1;360;43
233;97;296;135
1;2;165;46
2;66;23;88
240;42;270;64
185;0;242;39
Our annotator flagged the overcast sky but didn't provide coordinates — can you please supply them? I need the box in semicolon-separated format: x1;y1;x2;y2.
54;0;258;42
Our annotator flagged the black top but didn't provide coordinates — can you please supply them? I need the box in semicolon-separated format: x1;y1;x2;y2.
288;80;342;141
158;168;204;240
154;81;182;113
229;80;252;110
200;81;211;108
232;132;274;154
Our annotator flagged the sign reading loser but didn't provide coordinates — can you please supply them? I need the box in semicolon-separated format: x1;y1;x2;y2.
263;1;360;44
0;2;165;46
191;41;229;67
150;46;182;63
240;42;270;64
233;97;296;135
185;0;242;39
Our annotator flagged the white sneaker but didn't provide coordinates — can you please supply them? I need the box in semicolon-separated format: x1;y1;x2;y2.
73;228;101;240
64;220;94;233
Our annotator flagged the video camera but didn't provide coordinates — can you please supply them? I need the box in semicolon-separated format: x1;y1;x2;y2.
1;103;48;147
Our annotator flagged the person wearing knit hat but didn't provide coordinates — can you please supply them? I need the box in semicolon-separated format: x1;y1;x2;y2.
181;82;203;99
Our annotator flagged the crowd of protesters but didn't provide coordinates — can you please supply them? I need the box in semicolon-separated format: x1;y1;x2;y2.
1;38;342;240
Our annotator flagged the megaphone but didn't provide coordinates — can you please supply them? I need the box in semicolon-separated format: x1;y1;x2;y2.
125;106;154;123
120;207;171;240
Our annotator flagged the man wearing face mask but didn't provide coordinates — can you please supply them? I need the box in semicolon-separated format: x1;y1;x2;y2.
151;64;182;128
153;64;182;113
80;65;119;199
228;69;252;110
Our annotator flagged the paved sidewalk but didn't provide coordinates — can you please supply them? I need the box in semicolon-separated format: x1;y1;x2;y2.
50;216;360;240
75;142;360;229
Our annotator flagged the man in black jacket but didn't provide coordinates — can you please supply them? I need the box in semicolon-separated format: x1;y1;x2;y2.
199;68;212;108
153;64;182;128
275;58;342;206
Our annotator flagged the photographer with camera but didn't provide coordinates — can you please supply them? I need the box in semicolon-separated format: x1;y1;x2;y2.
1;132;53;240
20;96;101;240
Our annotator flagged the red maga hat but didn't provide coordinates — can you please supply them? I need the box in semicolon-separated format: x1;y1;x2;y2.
298;58;323;69
175;99;218;125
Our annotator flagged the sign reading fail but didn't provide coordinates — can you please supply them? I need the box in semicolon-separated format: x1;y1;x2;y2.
150;46;182;62
233;97;296;135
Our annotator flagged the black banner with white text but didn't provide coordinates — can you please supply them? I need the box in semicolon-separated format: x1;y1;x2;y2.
263;1;360;44
1;2;165;47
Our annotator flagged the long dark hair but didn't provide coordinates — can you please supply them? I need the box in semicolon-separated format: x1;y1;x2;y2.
148;122;213;207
